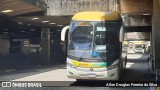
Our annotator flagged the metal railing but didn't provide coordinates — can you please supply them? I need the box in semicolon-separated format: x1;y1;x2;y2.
22;0;47;9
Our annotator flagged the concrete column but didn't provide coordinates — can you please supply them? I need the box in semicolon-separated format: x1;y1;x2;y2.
41;28;50;64
152;0;160;69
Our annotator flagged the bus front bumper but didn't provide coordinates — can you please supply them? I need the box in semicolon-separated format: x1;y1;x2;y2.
67;66;120;80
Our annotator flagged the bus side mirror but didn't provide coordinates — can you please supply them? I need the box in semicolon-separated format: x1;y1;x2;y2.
61;26;70;41
119;26;124;42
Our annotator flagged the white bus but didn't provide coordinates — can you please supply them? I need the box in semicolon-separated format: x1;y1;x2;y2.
61;11;127;80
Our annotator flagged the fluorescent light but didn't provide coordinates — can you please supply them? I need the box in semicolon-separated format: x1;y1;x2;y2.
21;31;25;32
1;10;13;13
50;23;56;25
30;29;35;31
31;17;39;20
57;25;63;26
42;20;50;23
3;32;8;33
17;22;23;25
27;24;31;26
3;29;8;30
143;13;150;15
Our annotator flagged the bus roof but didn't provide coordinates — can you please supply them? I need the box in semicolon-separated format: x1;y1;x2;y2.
72;11;120;21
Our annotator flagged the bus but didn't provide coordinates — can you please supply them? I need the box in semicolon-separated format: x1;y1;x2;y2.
61;11;127;80
133;41;145;53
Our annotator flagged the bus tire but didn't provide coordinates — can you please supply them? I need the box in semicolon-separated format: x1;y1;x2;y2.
119;61;123;78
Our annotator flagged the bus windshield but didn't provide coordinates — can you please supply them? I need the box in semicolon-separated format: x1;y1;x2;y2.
68;21;119;61
94;22;118;61
68;22;93;59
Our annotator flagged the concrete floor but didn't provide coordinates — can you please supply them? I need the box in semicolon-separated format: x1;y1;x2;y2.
0;53;157;90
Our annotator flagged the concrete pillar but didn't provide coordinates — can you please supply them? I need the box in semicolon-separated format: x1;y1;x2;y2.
41;28;50;64
152;0;160;69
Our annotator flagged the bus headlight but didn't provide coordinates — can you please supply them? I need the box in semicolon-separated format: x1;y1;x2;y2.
67;62;77;68
107;63;118;70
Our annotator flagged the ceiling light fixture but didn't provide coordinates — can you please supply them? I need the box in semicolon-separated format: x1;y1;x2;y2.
17;22;23;25
1;10;13;13
3;29;8;30
30;29;35;31
21;31;25;32
50;23;56;25
57;25;63;26
31;17;40;20
143;13;150;15
42;20;50;23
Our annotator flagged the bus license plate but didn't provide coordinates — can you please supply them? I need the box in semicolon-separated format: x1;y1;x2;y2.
87;73;96;77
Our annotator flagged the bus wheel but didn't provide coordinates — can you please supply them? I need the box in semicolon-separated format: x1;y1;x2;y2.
119;62;123;77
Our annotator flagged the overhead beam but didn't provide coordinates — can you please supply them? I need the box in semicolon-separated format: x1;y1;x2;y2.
120;0;153;14
0;0;15;4
125;26;151;32
0;0;46;16
121;15;152;27
7;8;43;16
46;0;118;16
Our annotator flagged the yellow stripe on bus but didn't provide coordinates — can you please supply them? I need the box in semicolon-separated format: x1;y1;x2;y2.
71;60;106;68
